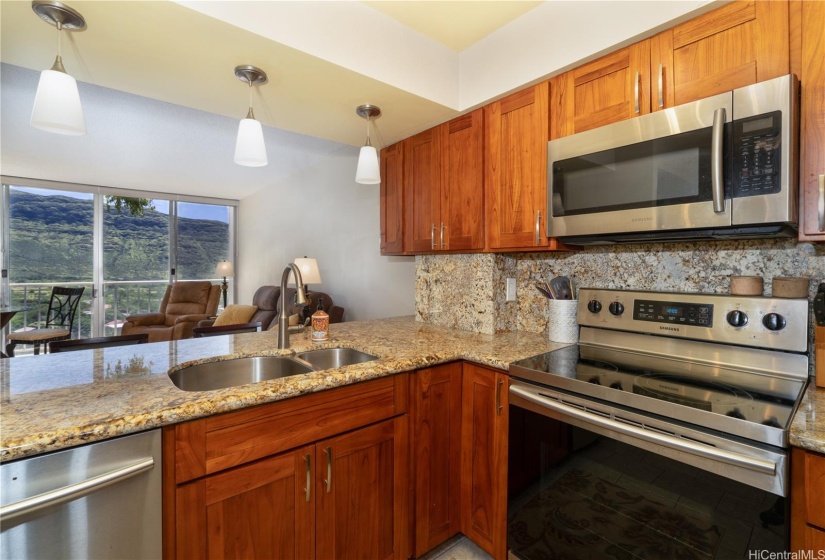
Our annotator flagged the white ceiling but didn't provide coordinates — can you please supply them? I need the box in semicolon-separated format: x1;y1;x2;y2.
0;0;715;199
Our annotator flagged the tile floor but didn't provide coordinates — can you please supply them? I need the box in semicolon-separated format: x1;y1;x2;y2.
420;535;492;560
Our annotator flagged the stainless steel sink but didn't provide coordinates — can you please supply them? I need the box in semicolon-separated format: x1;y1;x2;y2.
294;348;378;370
169;356;314;392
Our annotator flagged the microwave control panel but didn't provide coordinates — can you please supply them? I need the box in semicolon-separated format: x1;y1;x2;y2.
733;110;781;198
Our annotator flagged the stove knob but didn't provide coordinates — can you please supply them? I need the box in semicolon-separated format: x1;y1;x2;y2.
608;301;624;316
588;377;601;385
609;382;623;391
726;310;749;328
587;300;602;313
762;313;787;331
726;408;746;420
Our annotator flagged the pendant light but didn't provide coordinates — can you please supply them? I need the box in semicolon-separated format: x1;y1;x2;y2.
233;65;268;167
30;0;87;136
355;104;381;184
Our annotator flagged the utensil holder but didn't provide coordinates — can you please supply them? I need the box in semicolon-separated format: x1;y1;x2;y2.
548;299;579;344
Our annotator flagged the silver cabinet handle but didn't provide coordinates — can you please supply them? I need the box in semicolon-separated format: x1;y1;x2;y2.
304;453;311;503
430;223;435;250
324;446;332;493
0;458;154;523
711;107;726;213
509;384;776;476
634;71;640;114
535;210;541;245
496;378;503;416
439;222;445;249
657;63;664;109
819;174;825;231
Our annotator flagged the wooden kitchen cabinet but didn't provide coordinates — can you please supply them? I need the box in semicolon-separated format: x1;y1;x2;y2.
460;363;509;559
404;110;484;253
164;375;410;559
485;82;562;251
316;416;410;560
405;128;442;252
797;0;825;241
550;40;651;138
791;446;825;552
650;0;790;111
411;362;463;556
380;142;405;255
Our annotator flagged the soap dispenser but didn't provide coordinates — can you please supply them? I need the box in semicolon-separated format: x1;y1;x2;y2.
311;296;330;342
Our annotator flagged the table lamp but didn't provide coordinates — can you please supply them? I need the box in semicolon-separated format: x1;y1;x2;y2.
215;261;234;309
292;257;322;322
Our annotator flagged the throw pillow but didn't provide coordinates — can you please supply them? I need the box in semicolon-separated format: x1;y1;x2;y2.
213;304;258;326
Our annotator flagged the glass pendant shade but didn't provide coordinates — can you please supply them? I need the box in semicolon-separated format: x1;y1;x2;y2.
234;117;267;167
355;145;380;184
30;68;86;135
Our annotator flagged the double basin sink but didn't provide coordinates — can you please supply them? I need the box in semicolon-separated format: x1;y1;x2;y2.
169;348;378;392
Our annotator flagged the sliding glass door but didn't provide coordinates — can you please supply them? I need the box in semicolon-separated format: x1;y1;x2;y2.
1;179;236;353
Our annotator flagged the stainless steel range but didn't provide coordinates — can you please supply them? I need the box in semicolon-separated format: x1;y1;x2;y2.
507;288;809;559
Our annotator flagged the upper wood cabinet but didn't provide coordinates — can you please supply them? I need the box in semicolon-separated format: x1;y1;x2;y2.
405;128;442;252
650;0;790;111
380;142;405;255
550;40;651;139
485;82;557;250
441;110;485;251
404;110;485;253
797;0;825;241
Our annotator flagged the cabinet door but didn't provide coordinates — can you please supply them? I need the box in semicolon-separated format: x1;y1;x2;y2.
316;416;410;560
460;364;508;560
799;0;825;240
412;363;463;556
485;82;550;250
380;142;405;254
441;110;484;251
405;128;442;253
550;41;650;138
175;445;315;560
651;0;789;111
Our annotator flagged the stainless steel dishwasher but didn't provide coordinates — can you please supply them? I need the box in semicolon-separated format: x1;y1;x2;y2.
0;429;161;559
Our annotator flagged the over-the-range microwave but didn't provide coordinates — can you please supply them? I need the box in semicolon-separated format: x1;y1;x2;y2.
547;74;799;244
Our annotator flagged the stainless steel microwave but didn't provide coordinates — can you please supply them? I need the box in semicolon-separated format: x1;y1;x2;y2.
547;74;799;244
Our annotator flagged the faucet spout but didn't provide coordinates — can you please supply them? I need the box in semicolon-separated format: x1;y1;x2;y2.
277;263;307;349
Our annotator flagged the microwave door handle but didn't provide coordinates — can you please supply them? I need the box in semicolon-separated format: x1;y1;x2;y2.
711;107;726;213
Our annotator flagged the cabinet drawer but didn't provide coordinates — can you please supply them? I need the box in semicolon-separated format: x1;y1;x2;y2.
174;374;409;483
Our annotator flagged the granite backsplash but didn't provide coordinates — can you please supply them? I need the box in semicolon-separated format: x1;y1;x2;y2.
415;239;825;341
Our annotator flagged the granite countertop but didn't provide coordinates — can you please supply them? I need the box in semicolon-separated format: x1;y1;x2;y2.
3;315;822;462
789;384;825;454
0;316;565;462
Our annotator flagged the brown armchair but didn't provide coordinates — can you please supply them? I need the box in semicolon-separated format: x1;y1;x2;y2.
122;281;220;342
278;289;345;325
196;286;281;331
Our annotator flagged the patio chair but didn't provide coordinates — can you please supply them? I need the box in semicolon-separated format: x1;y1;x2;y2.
6;286;85;357
49;333;149;353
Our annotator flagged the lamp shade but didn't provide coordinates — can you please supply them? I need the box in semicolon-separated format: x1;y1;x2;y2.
30;68;86;135
292;257;322;285
234;118;267;167
355;145;380;184
215;261;234;277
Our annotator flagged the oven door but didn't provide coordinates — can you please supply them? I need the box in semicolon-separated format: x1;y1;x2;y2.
508;381;789;560
548;91;733;239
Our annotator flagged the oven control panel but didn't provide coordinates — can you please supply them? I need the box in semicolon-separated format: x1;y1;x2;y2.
578;288;808;353
633;299;714;327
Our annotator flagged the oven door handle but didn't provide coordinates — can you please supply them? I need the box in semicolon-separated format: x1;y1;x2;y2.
509;384;776;476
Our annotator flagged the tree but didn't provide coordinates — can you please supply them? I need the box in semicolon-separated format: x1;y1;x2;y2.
104;196;155;216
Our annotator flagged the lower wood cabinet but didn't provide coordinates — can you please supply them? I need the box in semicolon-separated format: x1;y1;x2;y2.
164;375;410;559
791;446;825;552
460;363;509;560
